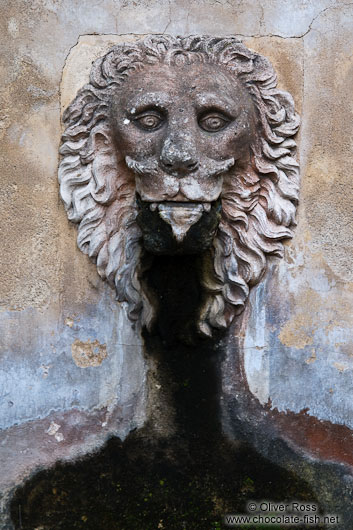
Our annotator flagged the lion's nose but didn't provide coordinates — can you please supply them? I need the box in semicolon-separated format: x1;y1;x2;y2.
160;136;199;175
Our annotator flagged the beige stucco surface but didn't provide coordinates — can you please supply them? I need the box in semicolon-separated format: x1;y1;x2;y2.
242;4;353;419
1;0;353;524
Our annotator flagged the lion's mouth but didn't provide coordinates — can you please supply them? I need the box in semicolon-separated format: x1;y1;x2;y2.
136;194;221;254
150;202;211;242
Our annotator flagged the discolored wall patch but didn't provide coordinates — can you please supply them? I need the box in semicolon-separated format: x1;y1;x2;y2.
71;339;107;368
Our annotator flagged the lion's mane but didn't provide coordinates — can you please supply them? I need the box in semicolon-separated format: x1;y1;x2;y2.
59;35;300;336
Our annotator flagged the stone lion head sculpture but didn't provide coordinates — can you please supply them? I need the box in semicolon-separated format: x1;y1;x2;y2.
59;35;300;337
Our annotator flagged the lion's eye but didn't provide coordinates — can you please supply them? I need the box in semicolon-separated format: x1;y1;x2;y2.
199;114;230;132
134;114;163;131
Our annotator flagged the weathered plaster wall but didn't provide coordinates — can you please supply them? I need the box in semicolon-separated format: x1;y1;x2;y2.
231;4;353;468
1;0;353;525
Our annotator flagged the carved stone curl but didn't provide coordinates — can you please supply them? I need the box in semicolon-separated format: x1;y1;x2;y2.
59;35;300;337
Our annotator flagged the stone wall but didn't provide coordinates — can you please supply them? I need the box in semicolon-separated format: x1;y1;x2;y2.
1;0;353;526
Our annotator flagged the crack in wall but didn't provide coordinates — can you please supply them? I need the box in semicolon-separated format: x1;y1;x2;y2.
234;1;353;38
59;0;353;63
162;0;172;34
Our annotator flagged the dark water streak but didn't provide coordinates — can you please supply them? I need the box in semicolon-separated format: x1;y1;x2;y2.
10;254;320;529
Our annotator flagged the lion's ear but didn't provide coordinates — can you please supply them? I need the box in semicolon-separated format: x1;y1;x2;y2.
81;126;114;162
77;125;118;205
92;130;112;152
